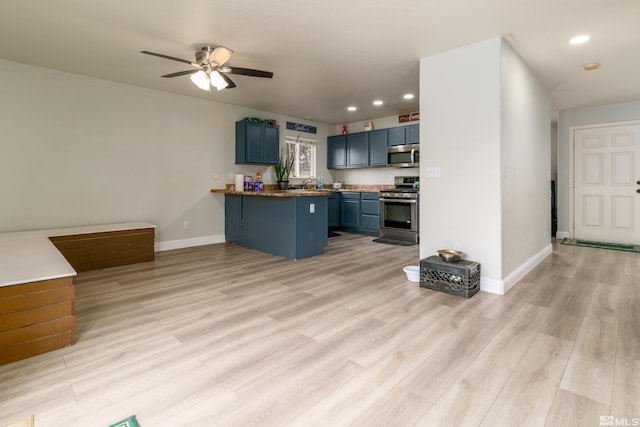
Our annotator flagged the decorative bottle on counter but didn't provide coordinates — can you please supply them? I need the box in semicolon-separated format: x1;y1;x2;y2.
317;175;324;189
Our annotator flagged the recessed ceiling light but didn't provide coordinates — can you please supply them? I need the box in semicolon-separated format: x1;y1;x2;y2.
403;93;415;100
347;106;357;112
569;35;590;45
373;100;383;106
583;62;600;71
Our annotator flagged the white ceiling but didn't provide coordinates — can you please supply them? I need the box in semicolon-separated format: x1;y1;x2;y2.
1;0;638;125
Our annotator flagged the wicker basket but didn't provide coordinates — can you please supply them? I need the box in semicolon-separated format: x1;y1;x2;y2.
420;256;481;298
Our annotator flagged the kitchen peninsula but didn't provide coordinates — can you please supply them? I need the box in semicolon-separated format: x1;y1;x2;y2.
211;189;330;259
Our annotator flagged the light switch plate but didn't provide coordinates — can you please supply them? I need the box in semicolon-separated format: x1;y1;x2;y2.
310;203;315;213
426;167;441;178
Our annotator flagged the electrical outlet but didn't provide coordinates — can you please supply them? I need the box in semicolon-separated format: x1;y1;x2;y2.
183;220;189;229
310;203;315;213
213;170;219;180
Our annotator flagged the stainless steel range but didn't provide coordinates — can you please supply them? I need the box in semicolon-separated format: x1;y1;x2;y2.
378;176;419;244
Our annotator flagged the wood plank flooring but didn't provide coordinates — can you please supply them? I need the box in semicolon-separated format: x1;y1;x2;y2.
1;234;638;426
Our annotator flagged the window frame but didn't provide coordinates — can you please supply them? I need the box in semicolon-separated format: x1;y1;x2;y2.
284;134;317;179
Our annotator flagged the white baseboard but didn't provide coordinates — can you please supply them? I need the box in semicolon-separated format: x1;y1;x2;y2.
556;231;570;239
155;234;225;252
480;243;553;295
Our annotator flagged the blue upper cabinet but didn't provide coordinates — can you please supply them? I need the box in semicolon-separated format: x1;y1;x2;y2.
327;135;347;169
387;124;420;146
369;129;388;167
388;126;406;146
346;132;369;168
236;120;280;165
405;124;419;145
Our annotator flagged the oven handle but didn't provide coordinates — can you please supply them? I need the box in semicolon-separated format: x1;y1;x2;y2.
410;148;415;164
380;198;418;203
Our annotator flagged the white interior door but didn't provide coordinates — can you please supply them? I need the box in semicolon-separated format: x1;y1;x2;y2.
574;123;640;244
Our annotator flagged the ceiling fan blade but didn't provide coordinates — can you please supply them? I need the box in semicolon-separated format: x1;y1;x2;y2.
219;72;237;89
227;67;274;78
210;47;233;66
141;50;195;65
162;70;199;78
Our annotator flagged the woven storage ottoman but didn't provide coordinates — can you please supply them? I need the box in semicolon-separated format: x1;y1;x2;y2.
420;256;481;298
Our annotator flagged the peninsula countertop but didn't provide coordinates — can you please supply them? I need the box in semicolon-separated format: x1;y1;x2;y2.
210;189;333;197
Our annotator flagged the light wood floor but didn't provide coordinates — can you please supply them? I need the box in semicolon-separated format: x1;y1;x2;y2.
1;234;638;426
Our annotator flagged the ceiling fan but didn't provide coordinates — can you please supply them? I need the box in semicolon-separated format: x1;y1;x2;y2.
141;46;273;91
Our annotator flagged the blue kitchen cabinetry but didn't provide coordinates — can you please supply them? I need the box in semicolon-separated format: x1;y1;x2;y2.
405;124;419;145
369;129;388;167
387;124;420;146
327;192;341;228
338;192;379;236
224;194;328;259
359;192;380;235
327;133;370;169
347;132;369;168
235;120;279;165
340;192;360;229
225;194;244;243
327;135;347;169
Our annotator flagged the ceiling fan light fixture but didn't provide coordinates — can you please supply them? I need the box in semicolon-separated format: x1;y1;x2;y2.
209;71;229;91
190;70;210;91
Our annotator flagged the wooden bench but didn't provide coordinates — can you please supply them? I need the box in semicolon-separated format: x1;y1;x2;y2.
0;222;155;365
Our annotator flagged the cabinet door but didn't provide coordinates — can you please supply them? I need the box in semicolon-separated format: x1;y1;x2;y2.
360;193;379;231
341;193;360;228
327;135;347;169
328;195;338;227
224;194;244;243
405;124;419;145
369;129;388;167
245;121;264;163
388;127;406;146
347;132;369;168
263;125;279;164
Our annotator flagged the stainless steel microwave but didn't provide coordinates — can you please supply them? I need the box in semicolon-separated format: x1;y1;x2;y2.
388;144;419;168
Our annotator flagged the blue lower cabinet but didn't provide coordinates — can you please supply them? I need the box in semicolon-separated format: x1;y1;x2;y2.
328;193;341;228
340;192;360;229
338;192;379;236
225;194;244;244
359;193;380;236
225;194;328;259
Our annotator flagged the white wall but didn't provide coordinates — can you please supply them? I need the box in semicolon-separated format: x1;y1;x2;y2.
419;38;503;281
500;41;551;278
0;59;334;246
557;100;640;236
419;37;551;291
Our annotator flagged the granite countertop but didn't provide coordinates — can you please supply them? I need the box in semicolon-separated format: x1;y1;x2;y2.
210;184;392;196
210;189;333;197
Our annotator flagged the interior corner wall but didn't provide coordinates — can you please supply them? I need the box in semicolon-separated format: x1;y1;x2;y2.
557;100;640;237
0;59;334;245
499;40;551;279
419;38;503;281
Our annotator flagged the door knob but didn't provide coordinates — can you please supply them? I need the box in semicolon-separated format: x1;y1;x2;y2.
637;180;640;185
637;189;640;193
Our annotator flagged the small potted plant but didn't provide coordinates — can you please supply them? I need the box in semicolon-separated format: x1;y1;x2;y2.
275;147;295;190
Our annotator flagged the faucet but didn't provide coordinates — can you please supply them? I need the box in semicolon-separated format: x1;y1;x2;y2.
302;179;313;189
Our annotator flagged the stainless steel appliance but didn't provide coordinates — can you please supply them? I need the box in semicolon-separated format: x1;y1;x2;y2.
388;144;419;168
378;176;419;244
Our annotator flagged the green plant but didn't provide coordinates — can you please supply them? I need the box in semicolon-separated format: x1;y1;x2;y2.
275;146;295;181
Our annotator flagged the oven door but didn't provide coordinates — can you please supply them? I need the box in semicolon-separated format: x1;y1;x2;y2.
379;197;418;232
